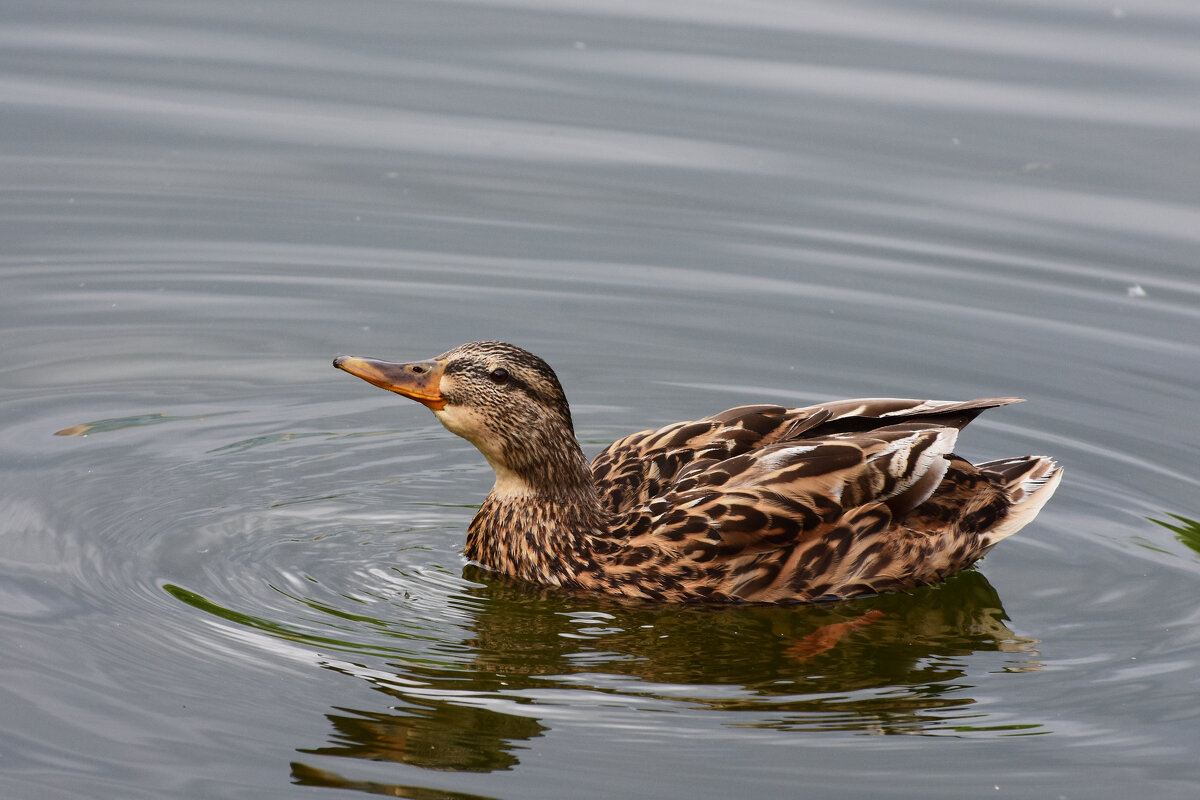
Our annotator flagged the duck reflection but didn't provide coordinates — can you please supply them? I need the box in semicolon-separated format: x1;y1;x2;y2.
293;569;1039;787
300;691;544;773
452;567;1038;695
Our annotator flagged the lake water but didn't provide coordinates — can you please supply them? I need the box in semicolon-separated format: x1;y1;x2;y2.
3;1;1200;798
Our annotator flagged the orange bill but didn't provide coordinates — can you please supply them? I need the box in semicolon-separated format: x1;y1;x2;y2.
333;355;447;410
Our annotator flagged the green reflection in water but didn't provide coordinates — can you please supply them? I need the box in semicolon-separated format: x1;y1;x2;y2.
444;568;1044;736
171;568;1046;792
164;583;443;664
1148;513;1200;556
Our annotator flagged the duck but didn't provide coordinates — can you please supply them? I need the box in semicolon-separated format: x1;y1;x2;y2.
334;341;1061;603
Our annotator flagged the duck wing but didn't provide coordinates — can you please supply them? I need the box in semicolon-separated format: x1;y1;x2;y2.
603;421;976;602
592;397;1021;516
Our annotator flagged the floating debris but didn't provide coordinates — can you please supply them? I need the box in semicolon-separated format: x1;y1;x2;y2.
54;411;237;436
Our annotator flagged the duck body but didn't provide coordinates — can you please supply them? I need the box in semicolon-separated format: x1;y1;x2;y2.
335;341;1061;603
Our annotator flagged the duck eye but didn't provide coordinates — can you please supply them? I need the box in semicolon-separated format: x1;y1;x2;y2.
488;367;509;385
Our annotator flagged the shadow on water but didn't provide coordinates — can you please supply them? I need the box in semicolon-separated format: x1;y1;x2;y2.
169;566;1041;792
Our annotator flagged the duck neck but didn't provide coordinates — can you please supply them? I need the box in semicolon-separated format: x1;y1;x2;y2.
465;447;612;588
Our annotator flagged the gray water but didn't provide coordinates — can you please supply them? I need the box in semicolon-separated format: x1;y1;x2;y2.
3;1;1200;798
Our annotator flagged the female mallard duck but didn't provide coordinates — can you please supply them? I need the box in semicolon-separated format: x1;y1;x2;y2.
334;341;1061;603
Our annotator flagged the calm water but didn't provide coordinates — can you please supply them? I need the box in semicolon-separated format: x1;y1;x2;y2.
3;1;1200;798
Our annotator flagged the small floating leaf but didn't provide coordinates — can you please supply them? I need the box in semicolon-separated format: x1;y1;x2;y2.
54;412;234;436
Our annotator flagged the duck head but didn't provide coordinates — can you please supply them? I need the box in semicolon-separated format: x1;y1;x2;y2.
334;341;589;497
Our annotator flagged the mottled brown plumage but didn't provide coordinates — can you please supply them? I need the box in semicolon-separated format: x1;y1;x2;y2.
334;341;1062;603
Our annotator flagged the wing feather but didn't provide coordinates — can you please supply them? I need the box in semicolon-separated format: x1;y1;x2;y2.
592;397;1018;515
620;424;959;565
584;396;1052;602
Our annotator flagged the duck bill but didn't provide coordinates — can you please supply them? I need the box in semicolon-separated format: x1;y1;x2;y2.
333;355;447;410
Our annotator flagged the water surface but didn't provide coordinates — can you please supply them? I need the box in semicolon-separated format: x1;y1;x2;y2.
3;1;1200;798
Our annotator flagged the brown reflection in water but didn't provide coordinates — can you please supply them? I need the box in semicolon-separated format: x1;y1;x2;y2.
292;761;501;800
300;692;545;773
294;568;1041;787
457;567;1039;694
